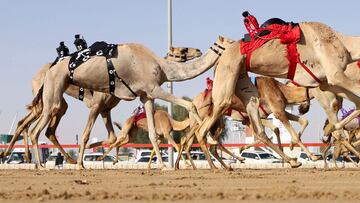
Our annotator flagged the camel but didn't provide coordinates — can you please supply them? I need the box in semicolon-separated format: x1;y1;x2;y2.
100;110;190;168
175;76;315;169
195;22;360;169
27;36;235;169
0;46;202;168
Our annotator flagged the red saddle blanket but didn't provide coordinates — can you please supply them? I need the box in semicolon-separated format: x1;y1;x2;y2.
240;23;301;80
357;60;360;69
134;112;146;123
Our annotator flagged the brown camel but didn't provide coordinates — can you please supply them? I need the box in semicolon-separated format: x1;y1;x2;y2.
27;36;235;169
195;22;360;169
1;46;202;169
100;110;190;168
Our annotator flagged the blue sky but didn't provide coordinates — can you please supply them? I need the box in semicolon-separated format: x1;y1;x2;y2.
0;0;359;144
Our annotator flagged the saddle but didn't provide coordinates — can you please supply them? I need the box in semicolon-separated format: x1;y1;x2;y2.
68;41;117;71
242;18;299;42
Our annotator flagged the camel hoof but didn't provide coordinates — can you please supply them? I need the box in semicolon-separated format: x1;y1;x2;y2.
289;160;302;168
226;167;234;171
324;123;335;136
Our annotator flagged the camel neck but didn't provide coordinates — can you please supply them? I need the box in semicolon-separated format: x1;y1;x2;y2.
159;49;219;82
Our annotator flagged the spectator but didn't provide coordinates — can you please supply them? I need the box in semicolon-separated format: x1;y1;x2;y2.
55;152;64;169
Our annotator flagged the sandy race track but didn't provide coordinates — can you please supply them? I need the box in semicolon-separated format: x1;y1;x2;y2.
0;168;359;203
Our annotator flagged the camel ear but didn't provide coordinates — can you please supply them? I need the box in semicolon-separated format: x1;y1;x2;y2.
218;35;224;42
169;46;174;52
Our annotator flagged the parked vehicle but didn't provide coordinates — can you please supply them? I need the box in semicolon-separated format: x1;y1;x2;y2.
45;153;66;167
135;149;167;161
240;150;281;164
135;155;168;163
174;151;236;165
5;148;26;164
83;153;117;163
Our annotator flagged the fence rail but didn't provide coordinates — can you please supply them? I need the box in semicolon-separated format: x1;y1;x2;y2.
0;142;328;149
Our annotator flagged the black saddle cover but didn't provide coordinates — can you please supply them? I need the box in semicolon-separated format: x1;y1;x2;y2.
69;41;117;70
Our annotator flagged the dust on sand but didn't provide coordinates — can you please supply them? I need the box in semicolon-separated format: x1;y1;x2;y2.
0;168;359;203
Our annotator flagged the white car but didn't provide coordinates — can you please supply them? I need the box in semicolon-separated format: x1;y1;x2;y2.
5;148;27;164
174;151;236;165
83;153;117;165
135;155;168;163
240;150;281;164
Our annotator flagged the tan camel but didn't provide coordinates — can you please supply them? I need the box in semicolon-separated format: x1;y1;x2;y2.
1;46;201;168
27;36;235;169
195;22;360;169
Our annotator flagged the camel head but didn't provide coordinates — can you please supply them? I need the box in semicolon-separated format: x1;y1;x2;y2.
216;35;235;48
165;46;202;62
209;35;236;57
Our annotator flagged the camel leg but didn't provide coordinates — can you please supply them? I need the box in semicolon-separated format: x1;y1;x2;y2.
261;119;282;152
175;127;197;170
240;140;261;153
141;97;166;169
218;144;244;162
333;142;342;169
321;141;332;169
29;110;52;169
113;146;119;165
147;148;156;169
148;86;202;124
285;112;309;141
184;135;197;170
86;110;117;149
22;127;31;163
269;104;317;161
44;99;77;164
210;145;232;171
0;111;39;158
98;118;135;161
76;107;101;170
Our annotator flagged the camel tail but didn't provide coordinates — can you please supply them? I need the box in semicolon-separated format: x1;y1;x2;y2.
170;117;190;131
113;122;122;130
26;86;43;114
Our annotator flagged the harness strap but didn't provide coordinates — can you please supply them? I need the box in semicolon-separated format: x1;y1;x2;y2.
246;52;252;72
106;56;116;95
78;87;85;101
113;69;138;97
297;61;322;83
259;104;269;117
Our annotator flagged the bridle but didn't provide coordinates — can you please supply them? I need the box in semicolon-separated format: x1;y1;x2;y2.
210;43;225;56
